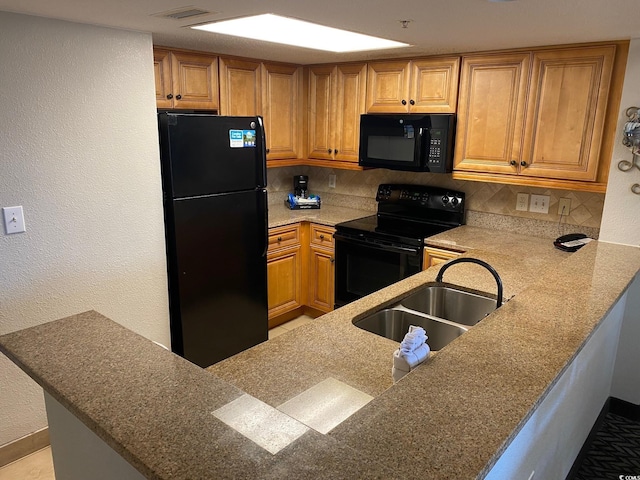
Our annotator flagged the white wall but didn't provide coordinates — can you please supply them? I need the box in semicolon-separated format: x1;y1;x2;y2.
0;12;170;447
599;38;640;406
600;39;640;246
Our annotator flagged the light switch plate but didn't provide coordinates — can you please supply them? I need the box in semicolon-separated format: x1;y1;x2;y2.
2;206;26;234
529;194;550;214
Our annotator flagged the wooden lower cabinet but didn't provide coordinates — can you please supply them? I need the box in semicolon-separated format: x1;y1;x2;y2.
267;223;335;325
267;225;303;324
308;224;336;313
423;246;463;269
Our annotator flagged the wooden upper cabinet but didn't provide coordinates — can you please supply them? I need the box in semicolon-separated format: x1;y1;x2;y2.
153;48;219;110
154;49;173;109
308;63;367;164
366;57;459;113
308;65;335;161
454;53;531;174
261;63;302;160
218;57;262;116
521;46;615;181
454;45;617;186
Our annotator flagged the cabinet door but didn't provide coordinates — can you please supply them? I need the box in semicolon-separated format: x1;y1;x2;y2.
267;245;302;319
154;49;173;109
454;53;531;174
262;63;301;160
365;60;411;113
219;57;262;116
307;65;336;160
409;57;460;113
334;63;367;163
308;246;335;313
170;52;219;110
521;46;615;181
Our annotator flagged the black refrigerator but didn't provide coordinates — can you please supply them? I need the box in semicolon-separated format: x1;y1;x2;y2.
158;113;269;368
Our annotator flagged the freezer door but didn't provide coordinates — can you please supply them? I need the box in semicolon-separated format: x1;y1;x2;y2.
168;189;268;367
159;113;267;198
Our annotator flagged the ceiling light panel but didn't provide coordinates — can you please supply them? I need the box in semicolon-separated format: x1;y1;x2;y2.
191;14;410;53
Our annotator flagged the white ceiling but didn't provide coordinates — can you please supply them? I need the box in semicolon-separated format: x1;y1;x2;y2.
1;0;639;64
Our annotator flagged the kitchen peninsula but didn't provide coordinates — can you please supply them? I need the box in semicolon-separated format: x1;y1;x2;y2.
1;228;638;479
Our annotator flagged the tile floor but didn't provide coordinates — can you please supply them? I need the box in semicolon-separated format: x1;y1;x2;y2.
0;315;314;479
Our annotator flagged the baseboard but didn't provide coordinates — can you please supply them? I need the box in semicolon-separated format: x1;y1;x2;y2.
609;397;640;421
0;427;50;468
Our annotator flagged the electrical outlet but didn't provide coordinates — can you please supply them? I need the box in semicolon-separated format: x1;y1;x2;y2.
529;194;550;214
2;206;26;234
328;174;336;188
516;193;529;211
558;198;571;216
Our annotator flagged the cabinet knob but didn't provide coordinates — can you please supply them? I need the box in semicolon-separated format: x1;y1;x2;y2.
520;161;527;167
401;99;407;105
266;148;270;154
335;149;338;154
330;257;335;264
319;234;324;240
510;160;517;166
409;99;415;105
176;94;182;100
166;93;173;100
277;236;282;242
327;149;332;154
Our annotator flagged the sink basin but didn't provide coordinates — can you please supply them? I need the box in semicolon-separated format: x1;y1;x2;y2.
354;308;467;351
399;285;498;327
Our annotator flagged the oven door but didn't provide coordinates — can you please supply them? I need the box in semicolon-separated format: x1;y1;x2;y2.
334;233;422;308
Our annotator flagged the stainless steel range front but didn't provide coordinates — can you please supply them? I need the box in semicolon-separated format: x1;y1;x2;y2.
334;184;465;308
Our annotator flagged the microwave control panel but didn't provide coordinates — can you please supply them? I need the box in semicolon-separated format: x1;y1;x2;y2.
426;128;447;171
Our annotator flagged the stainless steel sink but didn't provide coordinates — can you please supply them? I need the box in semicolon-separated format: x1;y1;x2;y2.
353;308;467;351
398;285;498;327
354;284;502;351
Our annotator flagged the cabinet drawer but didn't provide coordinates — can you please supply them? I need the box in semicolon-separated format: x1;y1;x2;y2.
310;224;335;248
268;224;300;251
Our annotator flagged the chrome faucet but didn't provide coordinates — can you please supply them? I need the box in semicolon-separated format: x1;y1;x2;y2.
435;258;503;310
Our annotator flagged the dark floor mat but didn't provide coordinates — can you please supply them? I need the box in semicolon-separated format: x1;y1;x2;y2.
573;412;640;480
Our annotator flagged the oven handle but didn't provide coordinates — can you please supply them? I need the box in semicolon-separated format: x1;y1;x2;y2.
334;233;422;256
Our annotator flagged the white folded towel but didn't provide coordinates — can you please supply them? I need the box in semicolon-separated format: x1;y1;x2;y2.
400;325;427;354
392;326;431;382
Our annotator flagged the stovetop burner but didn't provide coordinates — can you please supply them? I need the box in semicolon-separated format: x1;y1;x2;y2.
335;184;465;245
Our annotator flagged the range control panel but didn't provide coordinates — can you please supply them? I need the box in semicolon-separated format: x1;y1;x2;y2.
376;184;465;214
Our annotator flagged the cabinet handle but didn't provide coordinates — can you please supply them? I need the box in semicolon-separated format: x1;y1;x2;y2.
520;161;527;167
401;99;407;105
176;94;182;100
409;99;415;105
277;236;282;242
510;160;517;166
166;93;173;100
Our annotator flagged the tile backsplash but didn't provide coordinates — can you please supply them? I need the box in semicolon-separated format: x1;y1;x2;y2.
267;166;604;232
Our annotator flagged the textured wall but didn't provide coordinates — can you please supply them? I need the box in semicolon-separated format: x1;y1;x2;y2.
600;38;640;246
268;166;605;229
0;13;170;447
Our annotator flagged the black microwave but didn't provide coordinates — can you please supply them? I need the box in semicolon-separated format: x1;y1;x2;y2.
358;114;455;172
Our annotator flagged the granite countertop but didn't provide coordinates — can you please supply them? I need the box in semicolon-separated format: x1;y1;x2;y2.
1;228;639;480
267;202;374;228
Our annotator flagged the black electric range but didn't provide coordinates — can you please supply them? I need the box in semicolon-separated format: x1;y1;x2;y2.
333;184;465;307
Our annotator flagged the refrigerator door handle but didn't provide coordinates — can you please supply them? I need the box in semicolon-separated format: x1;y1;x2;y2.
259;188;269;257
